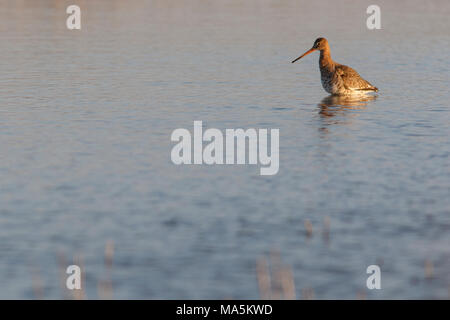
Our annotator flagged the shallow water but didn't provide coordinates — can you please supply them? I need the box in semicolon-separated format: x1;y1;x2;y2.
0;0;449;299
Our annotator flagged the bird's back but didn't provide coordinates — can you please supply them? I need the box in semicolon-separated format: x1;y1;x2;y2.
335;63;378;92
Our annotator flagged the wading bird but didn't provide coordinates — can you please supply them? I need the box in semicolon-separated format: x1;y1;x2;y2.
292;38;378;95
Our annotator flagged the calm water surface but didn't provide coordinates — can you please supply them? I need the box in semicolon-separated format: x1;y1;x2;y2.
0;0;449;299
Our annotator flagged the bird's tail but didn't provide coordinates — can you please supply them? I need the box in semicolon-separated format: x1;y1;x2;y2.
357;86;378;92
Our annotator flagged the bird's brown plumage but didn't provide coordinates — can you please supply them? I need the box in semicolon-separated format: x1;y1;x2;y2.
335;64;378;92
292;38;378;95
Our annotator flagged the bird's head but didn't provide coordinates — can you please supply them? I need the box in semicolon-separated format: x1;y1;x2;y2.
312;37;328;50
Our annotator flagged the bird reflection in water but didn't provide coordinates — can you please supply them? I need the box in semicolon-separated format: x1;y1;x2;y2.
317;94;377;133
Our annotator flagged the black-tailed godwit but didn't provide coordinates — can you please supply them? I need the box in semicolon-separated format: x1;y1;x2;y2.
292;38;378;95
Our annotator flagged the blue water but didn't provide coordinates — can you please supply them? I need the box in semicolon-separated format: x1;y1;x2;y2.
0;0;449;299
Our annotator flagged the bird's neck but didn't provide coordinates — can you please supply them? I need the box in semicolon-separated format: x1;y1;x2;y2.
319;48;334;70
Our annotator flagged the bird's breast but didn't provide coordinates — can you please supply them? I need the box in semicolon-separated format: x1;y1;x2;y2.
320;70;338;94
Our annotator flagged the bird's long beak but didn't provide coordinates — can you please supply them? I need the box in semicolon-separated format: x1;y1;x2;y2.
291;48;316;63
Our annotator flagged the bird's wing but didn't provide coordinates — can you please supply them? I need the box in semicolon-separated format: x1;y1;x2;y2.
335;64;378;91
